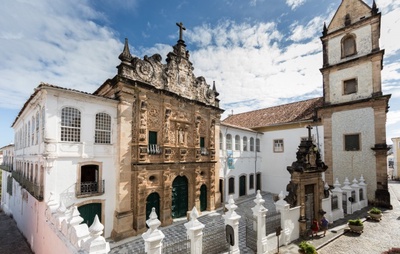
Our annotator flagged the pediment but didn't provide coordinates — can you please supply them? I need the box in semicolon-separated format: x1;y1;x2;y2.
328;0;372;33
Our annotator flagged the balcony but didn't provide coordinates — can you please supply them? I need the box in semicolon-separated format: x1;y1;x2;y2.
148;144;162;155
11;170;44;201
76;180;105;197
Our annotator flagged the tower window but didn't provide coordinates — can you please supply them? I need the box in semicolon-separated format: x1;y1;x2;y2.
344;134;360;151
343;78;357;95
341;34;357;58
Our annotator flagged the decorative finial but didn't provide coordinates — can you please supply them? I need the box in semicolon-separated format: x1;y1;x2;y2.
322;22;327;36
119;38;133;62
212;81;219;96
306;125;313;141
371;0;379;14
176;22;186;41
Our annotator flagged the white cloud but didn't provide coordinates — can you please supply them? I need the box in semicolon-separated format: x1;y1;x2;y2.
0;0;121;109
289;16;324;42
286;0;306;10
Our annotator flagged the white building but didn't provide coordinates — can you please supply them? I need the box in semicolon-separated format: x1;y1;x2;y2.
1;84;118;253
219;123;262;202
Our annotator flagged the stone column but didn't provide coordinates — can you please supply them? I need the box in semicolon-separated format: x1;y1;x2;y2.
223;195;241;254
251;190;268;253
184;207;205;254
142;208;165;254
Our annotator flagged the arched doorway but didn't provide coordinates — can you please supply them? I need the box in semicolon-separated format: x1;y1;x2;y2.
256;173;261;191
146;192;160;220
200;184;207;211
172;175;188;218
78;203;101;227
239;175;246;196
219;179;224;203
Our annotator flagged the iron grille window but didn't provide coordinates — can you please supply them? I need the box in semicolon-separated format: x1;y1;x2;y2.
243;136;248;151
95;113;111;144
61;107;81;142
344;134;360;151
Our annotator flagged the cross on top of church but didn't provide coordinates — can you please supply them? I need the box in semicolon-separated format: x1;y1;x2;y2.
176;22;186;41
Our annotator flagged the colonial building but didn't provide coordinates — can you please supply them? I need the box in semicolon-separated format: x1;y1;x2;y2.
223;0;390;206
219;123;263;202
94;24;223;239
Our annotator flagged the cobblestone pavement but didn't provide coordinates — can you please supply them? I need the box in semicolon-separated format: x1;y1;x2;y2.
109;192;278;254
0;211;33;254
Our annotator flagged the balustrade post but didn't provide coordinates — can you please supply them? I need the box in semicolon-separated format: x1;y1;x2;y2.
223;195;241;254
252;190;268;253
275;191;292;245
184;206;205;254
142;208;165;254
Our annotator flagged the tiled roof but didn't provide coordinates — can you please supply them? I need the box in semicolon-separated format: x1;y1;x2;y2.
222;97;323;129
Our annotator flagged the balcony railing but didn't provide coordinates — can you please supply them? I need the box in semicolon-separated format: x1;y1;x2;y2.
200;147;209;156
76;180;105;197
148;144;162;155
11;170;44;201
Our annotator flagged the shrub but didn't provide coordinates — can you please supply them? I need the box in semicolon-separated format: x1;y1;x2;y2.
299;241;317;254
348;218;363;226
369;207;382;214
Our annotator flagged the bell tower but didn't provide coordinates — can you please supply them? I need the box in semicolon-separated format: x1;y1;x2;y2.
318;0;391;206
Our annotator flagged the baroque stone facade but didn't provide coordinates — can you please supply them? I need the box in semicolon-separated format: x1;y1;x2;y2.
95;24;223;240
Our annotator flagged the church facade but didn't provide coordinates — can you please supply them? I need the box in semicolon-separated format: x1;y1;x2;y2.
94;26;223;239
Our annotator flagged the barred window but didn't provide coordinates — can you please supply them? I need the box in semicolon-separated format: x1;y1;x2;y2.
61;107;81;142
95;113;111;144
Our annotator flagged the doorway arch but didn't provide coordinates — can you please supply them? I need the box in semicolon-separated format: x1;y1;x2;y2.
78;203;101;227
172;175;188;218
146;192;160;220
239;175;246;197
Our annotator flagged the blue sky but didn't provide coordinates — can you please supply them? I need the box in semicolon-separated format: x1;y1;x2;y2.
0;0;399;148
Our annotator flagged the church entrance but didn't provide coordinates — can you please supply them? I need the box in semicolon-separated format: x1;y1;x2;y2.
305;184;315;229
172;175;188;218
239;175;246;196
200;184;207;211
78;203;101;227
146;192;160;220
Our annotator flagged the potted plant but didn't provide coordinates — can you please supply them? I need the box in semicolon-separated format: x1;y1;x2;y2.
368;207;382;221
348;218;364;233
298;241;317;254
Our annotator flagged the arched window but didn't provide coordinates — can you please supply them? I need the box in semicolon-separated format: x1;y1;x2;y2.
31;116;35;145
27;122;30;147
95;113;111;144
341;34;356;58
61;107;81;142
226;134;232;150
250;137;254;152
235;135;240;151
42;107;45;140
243;136;248;151
256;138;261;152
36;111;40;144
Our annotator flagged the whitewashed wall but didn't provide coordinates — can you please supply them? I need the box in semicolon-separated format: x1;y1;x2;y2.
332;108;376;200
261;125;324;195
